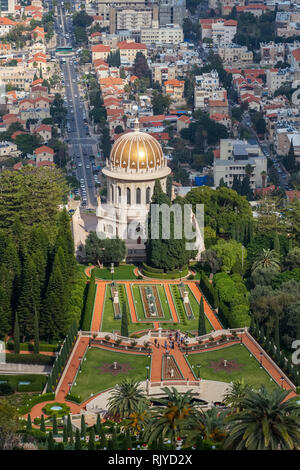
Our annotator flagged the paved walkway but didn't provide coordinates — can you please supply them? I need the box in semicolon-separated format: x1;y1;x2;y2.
150;337;194;382
187;282;222;330
91;282;108;331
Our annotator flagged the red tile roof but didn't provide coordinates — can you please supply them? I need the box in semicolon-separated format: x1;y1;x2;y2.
34;145;54;155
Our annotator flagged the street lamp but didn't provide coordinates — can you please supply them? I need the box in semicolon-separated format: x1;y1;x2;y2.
197;364;201;379
280;376;284;388
146;365;150;380
259;352;263;368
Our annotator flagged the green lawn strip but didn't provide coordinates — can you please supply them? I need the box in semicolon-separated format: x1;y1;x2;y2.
187;344;278;391
157;285;172;320
132;285;145;321
101;285;153;334
186;285;213;333
70;348;151;401
93;265;137;280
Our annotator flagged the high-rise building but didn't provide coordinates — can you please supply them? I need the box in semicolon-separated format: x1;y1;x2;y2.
159;0;186;27
0;0;15;14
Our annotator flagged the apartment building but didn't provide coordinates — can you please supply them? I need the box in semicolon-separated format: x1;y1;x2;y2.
200;18;237;46
0;66;36;91
91;44;111;62
260;41;285;66
109;6;158;34
95;0;146;21
159;0;186;27
117;40;147;64
217;44;253;65
164;79;184;102
140;25;183;45
266;67;290;94
194;70;227;109
213;139;267;188
151;63;176;85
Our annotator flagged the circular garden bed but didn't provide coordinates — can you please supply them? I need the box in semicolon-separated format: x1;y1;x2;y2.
42;402;70;417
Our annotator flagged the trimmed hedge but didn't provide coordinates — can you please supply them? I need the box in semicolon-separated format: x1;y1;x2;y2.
81;271;96;331
66;393;82;404
18;392;55;414
6;342;59;352
142;267;189;279
199;271;218;309
5;354;55;365
142;263;163;273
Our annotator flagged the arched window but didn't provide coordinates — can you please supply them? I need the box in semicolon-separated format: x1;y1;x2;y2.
136;187;141;204
118;186;121;203
127;187;131;205
111;184;114;203
146;186;151;204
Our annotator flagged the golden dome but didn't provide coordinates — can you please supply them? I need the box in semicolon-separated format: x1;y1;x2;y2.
110;130;164;170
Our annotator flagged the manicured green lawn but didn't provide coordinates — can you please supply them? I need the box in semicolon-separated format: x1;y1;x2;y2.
187;285;213;333
93;265;137;280
101;285;154;334
132;285;172;321
187;344;278;391
157;285;172;320
169;285;213;334
71;348;151;400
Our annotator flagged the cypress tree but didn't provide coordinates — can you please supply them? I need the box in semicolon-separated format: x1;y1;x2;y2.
16;255;41;338
111;426;118;450
96;413;102;435
198;297;206;336
26;414;32;431
63;424;68;443
288;237;293;252
13;312;20;354
52;414;58;435
67;414;72;437
88;427;95;450
248;220;254;244
259;325;265;346
249;314;255;335
75;428;82;450
80;414;86;437
273;233;280;257
47;431;55;451
100;431;107;449
123;429;132;450
34;309;39;354
121;302;128;337
0;265;13;337
40;414;46;433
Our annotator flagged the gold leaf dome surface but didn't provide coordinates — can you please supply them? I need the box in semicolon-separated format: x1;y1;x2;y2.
110;130;163;170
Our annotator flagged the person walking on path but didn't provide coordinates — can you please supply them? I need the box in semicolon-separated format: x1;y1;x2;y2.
154;338;157;347
164;340;167;349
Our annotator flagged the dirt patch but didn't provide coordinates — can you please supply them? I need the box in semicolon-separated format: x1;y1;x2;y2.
100;363;133;375
208;359;242;373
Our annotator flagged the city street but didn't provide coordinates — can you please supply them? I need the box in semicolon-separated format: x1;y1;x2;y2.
54;0;98;208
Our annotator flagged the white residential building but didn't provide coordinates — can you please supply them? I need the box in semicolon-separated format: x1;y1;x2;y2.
140;25;183;45
194;70;227;109
213;139;267;189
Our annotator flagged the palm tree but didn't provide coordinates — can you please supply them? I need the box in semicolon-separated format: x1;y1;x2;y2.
184;407;227;448
124;402;149;435
107;379;149;420
223;379;253;412
142;387;198;447
251;249;280;274
223;386;300;450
